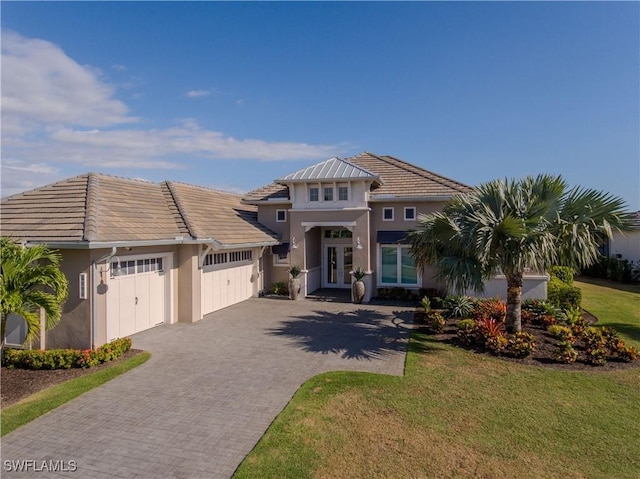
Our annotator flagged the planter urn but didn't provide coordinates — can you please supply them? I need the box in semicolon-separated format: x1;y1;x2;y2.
352;280;365;304
288;278;301;300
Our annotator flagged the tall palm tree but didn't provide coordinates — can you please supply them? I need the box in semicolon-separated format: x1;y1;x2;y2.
409;175;631;333
1;238;69;347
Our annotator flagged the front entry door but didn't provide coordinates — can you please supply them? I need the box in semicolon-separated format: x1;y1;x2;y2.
323;245;353;288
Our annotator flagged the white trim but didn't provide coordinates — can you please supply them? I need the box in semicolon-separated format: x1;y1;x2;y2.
404;206;416;221
273;253;289;266
382;207;394;221
369;195;456;202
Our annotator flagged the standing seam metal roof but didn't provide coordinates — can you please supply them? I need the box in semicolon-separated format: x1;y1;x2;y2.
277;157;380;182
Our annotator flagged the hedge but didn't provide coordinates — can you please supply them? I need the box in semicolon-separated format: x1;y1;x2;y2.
547;277;582;310
2;337;132;370
548;266;574;285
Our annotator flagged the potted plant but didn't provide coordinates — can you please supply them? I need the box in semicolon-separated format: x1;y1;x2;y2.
351;267;367;304
288;265;302;300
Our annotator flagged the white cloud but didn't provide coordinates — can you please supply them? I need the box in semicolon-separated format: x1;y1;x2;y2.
1;31;138;133
186;90;211;98
0;32;350;195
0;160;63;198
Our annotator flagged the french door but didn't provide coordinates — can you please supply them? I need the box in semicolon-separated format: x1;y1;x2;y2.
323;245;353;288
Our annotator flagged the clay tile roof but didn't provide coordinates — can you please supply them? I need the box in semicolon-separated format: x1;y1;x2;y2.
1;173;278;247
165;181;278;246
243;182;290;203
348;152;472;198
0;173;90;242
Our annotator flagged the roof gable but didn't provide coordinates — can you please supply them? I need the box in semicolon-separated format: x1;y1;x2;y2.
276;157;380;183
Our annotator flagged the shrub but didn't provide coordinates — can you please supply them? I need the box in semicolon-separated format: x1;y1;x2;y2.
456;319;476;345
522;299;561;324
583;257;636;284
564;306;583;325
582;327;605;350
548;266;574;285
506;332;537;358
539;314;557;328
270;282;287;295
442;295;474;319
554;340;578;363
585;347;608;366
471;298;507;322
376;287;419;301
547;277;582;310
1;337;132;370
618;346;640;362
486;334;509;354
547;325;574;342
570;317;589;339
521;309;536;324
420;296;431;312
425;310;446;333
600;326;621;350
474;317;505;349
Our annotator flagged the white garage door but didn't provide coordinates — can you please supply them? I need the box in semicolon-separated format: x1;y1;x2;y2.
202;250;255;315
107;256;167;341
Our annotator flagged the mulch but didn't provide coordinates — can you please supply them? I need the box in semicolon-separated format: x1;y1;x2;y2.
414;310;640;371
1;349;144;408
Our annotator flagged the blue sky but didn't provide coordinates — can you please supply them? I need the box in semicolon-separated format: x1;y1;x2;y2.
2;2;639;209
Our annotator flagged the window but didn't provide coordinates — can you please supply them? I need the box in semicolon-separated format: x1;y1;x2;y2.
323;186;333;201
404;207;416;221
112;257;163;276
382;207;394;221
273;253;289;266
380;245;417;286
324;229;353;239
338;186;349;201
309;187;319;202
276;209;287;222
205;250;252;266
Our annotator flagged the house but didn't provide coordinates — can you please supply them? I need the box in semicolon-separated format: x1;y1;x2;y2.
1;152;549;349
243;152;547;302
605;211;640;263
1;173;279;349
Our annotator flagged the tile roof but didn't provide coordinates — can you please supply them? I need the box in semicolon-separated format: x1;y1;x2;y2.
277;157;380;182
243;151;472;202
348;152;472;198
165;181;279;246
1;173;278;247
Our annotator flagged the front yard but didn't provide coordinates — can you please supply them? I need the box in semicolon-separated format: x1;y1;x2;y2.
235;279;640;479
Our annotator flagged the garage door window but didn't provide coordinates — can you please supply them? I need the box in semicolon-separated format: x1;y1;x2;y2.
113;258;163;276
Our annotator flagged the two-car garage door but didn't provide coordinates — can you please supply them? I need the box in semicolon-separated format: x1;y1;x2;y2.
106;256;168;341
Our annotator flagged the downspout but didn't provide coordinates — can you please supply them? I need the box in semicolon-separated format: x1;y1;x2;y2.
91;247;117;349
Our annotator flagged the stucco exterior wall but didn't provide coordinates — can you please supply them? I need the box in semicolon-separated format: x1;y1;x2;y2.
257;204;290;239
369;201;447;291
609;230;640;263
46;249;92;350
464;274;549;301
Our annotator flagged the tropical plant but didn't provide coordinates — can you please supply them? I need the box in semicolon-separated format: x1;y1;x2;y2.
1;238;69;347
288;265;302;278
352;267;367;281
442;295;474;319
408;175;631;332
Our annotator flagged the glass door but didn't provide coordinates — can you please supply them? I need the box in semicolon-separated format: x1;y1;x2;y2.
323;245;353;288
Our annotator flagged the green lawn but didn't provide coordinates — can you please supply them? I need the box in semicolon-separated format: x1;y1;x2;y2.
1;352;150;437
235;281;640;479
576;278;640;348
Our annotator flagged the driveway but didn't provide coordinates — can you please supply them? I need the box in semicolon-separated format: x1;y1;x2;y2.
1;297;414;478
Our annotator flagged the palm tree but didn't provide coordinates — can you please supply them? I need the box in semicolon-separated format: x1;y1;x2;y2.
1;238;69;347
409;175;631;333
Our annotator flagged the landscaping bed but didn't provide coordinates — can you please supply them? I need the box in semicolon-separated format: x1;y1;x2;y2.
414;307;639;371
1;349;143;408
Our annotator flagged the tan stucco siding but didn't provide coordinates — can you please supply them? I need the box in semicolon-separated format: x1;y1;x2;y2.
257;205;289;239
46;249;92;350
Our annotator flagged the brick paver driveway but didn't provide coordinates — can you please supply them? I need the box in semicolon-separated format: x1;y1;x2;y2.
1;297;414;478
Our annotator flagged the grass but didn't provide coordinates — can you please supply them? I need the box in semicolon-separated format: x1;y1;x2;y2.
234;281;640;479
1;351;150;437
576;278;640;348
